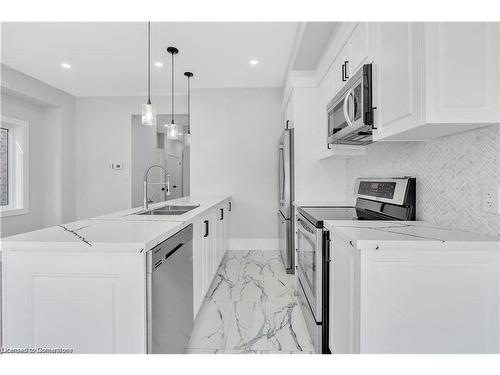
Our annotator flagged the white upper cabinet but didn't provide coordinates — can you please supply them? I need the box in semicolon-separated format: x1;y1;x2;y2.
373;22;500;141
423;23;499;124
314;23;371;159
286;22;499;154
344;22;372;79
372;23;423;139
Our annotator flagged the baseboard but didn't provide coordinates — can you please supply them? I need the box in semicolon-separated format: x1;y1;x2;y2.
228;238;279;251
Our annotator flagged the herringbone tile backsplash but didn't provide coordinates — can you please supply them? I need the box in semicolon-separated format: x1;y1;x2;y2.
346;125;500;238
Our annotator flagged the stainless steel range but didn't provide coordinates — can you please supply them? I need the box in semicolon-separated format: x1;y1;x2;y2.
295;177;416;354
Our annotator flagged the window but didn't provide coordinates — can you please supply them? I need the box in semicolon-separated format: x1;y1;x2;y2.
0;128;8;206
0;116;29;217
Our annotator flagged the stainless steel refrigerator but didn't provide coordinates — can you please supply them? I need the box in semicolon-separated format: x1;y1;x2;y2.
278;126;294;274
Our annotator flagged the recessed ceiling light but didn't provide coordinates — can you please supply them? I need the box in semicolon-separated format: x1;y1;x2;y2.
154;61;163;68
61;62;71;69
249;59;259;66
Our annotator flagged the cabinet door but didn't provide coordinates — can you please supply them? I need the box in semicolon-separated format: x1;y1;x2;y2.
334;45;349;94
216;204;226;265
329;238;360;354
360;250;500;353
201;212;215;292
346;22;371;76
2;251;146;353
372;22;423;140
209;209;219;277
317;73;330;154
224;200;231;254
192;218;205;318
424;22;500;124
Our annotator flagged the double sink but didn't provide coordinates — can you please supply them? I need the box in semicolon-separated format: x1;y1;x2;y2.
137;204;200;216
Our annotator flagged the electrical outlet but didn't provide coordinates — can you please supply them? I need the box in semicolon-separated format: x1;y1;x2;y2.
483;187;500;214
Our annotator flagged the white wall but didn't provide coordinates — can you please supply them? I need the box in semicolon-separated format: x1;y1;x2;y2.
75;97;189;219
0;65;76;237
190;88;283;245
75;88;284;245
291;87;346;204
75;96;141;219
346;125;500;238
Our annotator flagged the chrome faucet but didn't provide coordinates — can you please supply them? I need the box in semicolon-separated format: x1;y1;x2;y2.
143;165;171;210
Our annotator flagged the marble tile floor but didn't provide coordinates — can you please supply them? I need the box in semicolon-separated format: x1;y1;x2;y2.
185;250;315;354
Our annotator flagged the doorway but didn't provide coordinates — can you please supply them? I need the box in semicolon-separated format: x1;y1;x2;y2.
131;114;190;207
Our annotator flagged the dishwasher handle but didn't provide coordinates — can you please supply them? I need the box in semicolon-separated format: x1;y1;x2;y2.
165;242;185;261
149;224;194;271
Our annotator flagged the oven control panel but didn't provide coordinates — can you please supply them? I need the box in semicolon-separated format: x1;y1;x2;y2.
358;181;397;199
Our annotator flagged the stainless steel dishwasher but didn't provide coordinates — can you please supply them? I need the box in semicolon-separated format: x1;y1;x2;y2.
146;224;193;353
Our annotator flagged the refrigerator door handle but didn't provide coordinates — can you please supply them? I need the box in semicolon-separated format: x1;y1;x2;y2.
279;144;285;205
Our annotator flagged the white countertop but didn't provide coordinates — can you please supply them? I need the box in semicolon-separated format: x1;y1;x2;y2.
0;196;230;254
324;220;500;251
91;196;229;223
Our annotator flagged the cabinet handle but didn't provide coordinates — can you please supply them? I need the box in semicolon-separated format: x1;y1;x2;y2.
341;63;346;82
344;60;349;80
229;201;232;212
220;208;224;220
204;220;209;237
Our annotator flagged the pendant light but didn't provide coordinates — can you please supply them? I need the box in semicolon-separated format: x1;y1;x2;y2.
184;72;193;146
166;46;179;140
141;21;156;126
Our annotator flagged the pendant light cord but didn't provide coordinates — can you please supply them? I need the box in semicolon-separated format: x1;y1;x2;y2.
187;76;190;134
147;21;151;105
171;51;174;124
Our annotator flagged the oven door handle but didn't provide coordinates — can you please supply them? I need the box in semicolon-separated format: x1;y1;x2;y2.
279;144;285;205
297;217;317;242
343;88;354;127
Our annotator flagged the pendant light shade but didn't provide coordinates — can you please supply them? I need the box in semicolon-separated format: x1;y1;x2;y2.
166;46;179;140
184;71;193;146
142;21;156;126
167;123;179;140
142;103;155;126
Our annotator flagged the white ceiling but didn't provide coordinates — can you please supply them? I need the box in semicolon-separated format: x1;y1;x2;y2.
1;22;298;96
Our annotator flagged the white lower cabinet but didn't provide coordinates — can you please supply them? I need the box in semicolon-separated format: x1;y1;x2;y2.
214;202;227;266
192;198;230;319
2;251;146;353
329;238;360;354
192;218;205;318
329;237;500;354
2;198;231;353
201;210;215;290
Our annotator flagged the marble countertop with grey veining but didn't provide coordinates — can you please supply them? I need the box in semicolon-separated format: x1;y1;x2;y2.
0;196;230;253
324;220;500;251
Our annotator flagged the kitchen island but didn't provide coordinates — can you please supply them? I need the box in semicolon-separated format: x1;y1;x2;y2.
1;196;231;353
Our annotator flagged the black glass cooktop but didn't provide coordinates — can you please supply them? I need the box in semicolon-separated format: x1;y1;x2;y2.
297;206;359;227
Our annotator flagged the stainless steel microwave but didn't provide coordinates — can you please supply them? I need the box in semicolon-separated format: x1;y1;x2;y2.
327;63;374;146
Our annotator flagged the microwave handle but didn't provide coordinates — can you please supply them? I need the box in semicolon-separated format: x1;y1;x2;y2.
343;88;354;127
